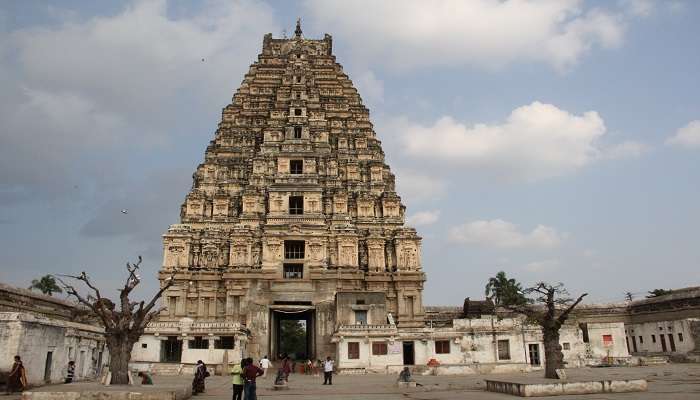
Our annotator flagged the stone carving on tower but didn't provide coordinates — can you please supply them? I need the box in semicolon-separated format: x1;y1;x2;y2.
157;21;427;358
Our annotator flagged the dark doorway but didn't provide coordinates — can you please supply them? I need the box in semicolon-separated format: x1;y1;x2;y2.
44;351;53;383
528;344;540;366
271;308;314;361
631;336;638;353
668;334;676;352
161;336;182;362
660;334;668;352
402;341;415;365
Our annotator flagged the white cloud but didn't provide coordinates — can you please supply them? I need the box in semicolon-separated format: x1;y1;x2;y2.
666;120;700;149
305;0;625;71
524;259;560;273
449;219;564;249
619;0;655;17
0;0;277;202
603;140;651;159
393;169;447;204
389;101;647;181
352;69;384;106
406;210;440;227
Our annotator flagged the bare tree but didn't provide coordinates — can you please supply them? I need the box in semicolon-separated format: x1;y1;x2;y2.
504;282;587;379
56;256;174;385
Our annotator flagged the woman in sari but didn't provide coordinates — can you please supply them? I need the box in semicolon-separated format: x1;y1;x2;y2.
5;356;27;394
191;360;208;394
280;354;292;383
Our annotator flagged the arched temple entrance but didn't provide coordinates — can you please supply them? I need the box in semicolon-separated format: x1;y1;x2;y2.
269;305;315;361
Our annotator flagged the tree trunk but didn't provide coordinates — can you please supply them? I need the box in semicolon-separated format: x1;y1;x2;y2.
107;336;135;385
542;325;564;379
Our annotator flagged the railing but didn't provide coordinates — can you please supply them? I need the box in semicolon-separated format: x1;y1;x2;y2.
338;324;396;331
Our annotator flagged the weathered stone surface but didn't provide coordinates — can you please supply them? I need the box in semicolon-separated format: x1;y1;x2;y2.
485;378;647;397
142;21;425;364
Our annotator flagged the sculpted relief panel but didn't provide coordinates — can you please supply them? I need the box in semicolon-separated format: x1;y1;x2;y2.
367;240;385;272
333;194;348;215
164;240;190;269
396;240;420;271
337;239;358;267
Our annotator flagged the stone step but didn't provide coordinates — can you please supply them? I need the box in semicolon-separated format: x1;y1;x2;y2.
150;363;184;375
638;355;670;365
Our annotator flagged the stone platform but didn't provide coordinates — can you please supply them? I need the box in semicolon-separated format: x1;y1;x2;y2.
21;382;191;400
485;378;647;397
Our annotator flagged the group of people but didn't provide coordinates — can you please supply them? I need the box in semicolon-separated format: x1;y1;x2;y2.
187;354;334;399
5;353;333;397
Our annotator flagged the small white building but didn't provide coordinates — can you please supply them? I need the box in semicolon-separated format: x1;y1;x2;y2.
129;318;249;374
622;287;700;361
0;284;108;386
332;311;629;374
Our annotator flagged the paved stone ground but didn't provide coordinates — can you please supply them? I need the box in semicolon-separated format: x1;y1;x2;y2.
5;364;700;399
191;364;700;400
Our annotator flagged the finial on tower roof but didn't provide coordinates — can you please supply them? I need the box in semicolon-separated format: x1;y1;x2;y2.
294;18;303;38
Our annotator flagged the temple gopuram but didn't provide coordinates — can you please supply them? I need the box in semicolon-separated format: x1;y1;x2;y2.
133;21;425;369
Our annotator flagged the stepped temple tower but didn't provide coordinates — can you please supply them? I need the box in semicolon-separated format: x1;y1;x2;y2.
146;21;425;364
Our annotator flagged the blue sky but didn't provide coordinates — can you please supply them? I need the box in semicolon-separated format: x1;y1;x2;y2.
0;0;698;305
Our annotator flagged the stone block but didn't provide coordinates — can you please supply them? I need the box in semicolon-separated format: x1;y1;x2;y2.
485;379;647;397
397;381;416;388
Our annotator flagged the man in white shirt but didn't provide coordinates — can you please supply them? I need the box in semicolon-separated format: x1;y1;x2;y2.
260;355;271;378
322;356;334;385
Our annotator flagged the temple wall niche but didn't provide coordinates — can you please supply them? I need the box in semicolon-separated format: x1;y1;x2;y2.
396;239;421;271
367;239;385;272
333;194;348;214
304;193;322;213
337;238;358;267
382;198;400;218
163;239;191;269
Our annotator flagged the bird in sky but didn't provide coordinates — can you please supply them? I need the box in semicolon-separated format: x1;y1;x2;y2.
121;209;128;214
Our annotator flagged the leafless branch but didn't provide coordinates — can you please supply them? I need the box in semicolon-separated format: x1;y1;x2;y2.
557;293;588;324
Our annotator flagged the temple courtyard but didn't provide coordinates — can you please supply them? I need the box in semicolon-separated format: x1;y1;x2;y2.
12;364;699;400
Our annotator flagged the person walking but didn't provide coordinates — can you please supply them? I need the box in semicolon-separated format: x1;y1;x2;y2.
192;360;209;395
230;359;245;400
260;355;271;378
243;357;264;400
5;355;27;394
64;361;75;384
322;356;334;385
280;353;291;383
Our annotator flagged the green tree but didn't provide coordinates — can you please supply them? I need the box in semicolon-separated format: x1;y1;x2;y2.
279;320;307;359
646;289;671;298
29;275;63;296
484;271;527;306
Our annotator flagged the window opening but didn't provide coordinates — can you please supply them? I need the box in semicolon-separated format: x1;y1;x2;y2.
284;240;305;259
372;342;387;355
283;264;304;279
290;160;303;174
293;126;302;139
435;340;450;354
189;336;209;349
355;310;367;324
215;336;235;349
348;342;360;359
289;196;304;215
497;340;510;360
